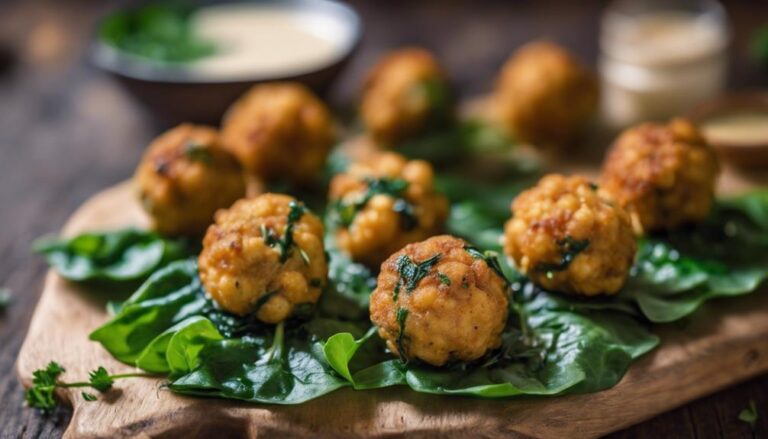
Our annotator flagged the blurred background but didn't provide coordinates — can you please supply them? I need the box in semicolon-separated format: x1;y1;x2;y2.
1;0;768;437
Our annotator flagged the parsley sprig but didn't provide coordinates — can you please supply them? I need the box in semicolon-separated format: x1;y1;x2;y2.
25;361;149;413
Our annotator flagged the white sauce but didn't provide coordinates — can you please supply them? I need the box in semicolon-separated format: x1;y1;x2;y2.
701;113;768;145
188;3;352;80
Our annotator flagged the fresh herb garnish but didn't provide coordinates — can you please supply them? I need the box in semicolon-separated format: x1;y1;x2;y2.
437;272;451;286
393;253;442;301
738;399;758;428
100;3;216;63
395;307;410;362
332;177;418;231
262;201;309;263
25;361;148;413
184;142;213;164
464;245;508;284
81;392;98;402
534;236;590;274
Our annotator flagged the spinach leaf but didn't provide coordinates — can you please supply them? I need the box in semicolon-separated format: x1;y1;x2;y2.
34;228;189;285
621;195;768;322
325;282;658;397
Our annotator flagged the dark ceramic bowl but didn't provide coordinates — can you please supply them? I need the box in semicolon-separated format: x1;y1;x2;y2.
90;0;361;125
688;91;768;168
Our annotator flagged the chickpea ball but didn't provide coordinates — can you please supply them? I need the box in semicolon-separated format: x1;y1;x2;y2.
601;119;720;233
328;151;449;267
370;235;509;366
492;41;598;147
198;194;327;322
360;47;452;145
134;124;246;236
503;174;636;296
220;83;335;183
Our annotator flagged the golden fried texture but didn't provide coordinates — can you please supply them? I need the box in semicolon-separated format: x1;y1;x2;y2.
492;41;598;147
360;47;451;144
503;174;636;296
601;119;720;233
198;194;327;322
370;235;509;366
134;124;246;236
220;83;335;183
328;151;449;266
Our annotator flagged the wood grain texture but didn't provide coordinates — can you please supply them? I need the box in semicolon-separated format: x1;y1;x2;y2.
15;181;768;439
3;0;768;437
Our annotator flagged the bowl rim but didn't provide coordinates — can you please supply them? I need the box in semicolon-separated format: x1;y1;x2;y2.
688;90;768;149
89;0;362;85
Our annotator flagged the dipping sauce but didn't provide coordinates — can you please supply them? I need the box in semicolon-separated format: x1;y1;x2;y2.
190;3;351;80
700;112;768;146
97;1;358;82
599;1;729;128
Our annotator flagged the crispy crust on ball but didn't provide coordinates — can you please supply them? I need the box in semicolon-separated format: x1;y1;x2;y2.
492;41;598;147
370;235;509;366
198;193;327;322
361;47;450;144
600;119;720;233
220;83;335;183
328;151;449;266
134;124;246;236
503;174;636;296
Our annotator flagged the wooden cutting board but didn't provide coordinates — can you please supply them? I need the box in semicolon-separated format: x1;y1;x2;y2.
16;178;768;439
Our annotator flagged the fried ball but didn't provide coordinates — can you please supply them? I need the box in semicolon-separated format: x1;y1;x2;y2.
370;235;509;366
134;124;246;236
503;174;636;296
328;151;449;266
492;41;598;147
360;47;452;145
601;119;720;233
220;82;335;183
198;194;327;322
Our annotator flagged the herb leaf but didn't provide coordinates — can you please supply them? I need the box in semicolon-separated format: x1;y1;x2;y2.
81;392;98;402
88;367;114;392
534;236;590;274
393;254;441;301
331;177;418;231
263;201;309;263
738;399;758;428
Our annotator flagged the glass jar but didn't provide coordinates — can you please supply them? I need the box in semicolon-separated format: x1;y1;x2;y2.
599;0;729;129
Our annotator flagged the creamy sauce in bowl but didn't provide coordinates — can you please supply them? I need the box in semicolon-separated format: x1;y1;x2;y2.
190;3;353;80
95;0;360;83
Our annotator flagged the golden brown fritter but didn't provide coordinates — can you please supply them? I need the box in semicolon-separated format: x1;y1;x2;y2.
328;151;449;267
601;119;720;233
503;174;636;296
198;193;327;322
360;47;452;145
492;41;598;147
220;82;335;183
370;235;509;366
134;124;246;236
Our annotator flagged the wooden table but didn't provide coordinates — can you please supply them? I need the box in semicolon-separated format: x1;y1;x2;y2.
0;0;766;437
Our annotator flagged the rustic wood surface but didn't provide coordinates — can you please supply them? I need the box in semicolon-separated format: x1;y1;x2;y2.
13;180;768;438
2;0;768;438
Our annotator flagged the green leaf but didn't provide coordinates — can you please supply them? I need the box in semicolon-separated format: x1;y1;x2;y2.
88;367;114;392
738;399;758;428
25;361;66;413
81;392;98;402
322;327;377;383
34;228;189;285
100;3;216;63
89;259;207;363
135;316;223;375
